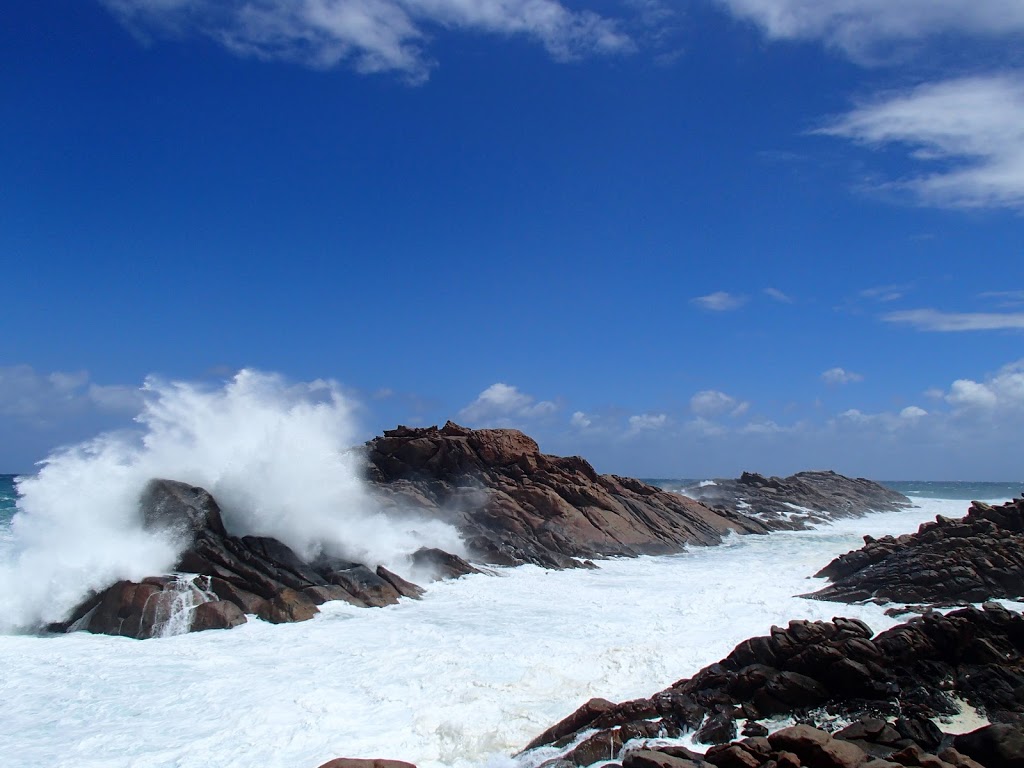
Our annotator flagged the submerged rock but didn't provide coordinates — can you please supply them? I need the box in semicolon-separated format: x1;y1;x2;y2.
680;471;911;530
366;422;769;568
809;496;1024;604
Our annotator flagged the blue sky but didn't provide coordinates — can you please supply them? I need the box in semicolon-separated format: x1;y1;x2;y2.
2;0;1023;479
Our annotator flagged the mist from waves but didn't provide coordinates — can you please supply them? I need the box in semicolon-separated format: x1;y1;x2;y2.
0;370;463;633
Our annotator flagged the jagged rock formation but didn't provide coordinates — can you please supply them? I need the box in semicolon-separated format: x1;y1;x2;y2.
365;422;769;568
681;471;910;530
809;497;1024;604
519;604;1024;766
51;479;433;639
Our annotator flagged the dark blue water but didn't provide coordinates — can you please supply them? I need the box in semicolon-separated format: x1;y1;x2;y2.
0;475;15;527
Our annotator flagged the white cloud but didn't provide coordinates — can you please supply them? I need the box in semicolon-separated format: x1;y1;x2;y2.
818;75;1024;210
821;367;863;385
715;1;1024;61
627;413;667;434
900;405;927;419
884;308;1024;332
569;410;592;429
690;389;749;417
102;0;632;82
945;363;1024;411
457;382;557;426
690;291;747;311
763;287;792;303
0;366;143;425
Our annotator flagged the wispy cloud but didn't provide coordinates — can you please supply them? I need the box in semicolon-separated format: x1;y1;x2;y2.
691;291;747;311
101;0;633;82
884;308;1024;332
979;290;1024;307
715;1;1024;61
763;287;793;303
821;367;864;384
817;75;1024;210
860;284;908;303
457;383;557;426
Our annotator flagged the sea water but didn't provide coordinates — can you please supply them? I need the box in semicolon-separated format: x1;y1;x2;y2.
0;473;1015;768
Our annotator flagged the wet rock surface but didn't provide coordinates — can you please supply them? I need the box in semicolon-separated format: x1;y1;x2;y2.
681;471;911;530
520;605;1024;767
365;422;769;568
51;478;429;638
810;497;1024;604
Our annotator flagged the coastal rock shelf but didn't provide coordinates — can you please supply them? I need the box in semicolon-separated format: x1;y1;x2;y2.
681;471;911;530
810;496;1024;604
365;422;769;568
519;604;1024;767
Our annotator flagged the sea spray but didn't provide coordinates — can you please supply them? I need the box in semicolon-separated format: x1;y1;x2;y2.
0;369;463;633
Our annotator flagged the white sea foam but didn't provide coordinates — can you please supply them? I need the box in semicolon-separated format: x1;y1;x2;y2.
0;370;463;632
0;496;1002;768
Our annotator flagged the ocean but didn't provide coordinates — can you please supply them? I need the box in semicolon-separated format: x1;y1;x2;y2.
0;471;1018;768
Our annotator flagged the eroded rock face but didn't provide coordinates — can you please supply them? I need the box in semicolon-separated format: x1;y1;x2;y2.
519;605;1024;766
681;471;911;530
366;422;769;568
809;497;1024;604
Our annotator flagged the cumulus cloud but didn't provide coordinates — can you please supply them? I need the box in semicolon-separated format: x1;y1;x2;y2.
715;0;1024;61
457;382;557;426
101;0;632;82
569;410;592;429
821;367;863;385
627;413;667;434
817;75;1024;210
691;291;747;311
690;389;749;418
0;366;142;425
900;405;928;419
884;308;1024;332
944;362;1024;412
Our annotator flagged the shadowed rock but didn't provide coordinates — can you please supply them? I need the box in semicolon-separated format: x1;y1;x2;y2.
519;605;1024;766
809;497;1024;604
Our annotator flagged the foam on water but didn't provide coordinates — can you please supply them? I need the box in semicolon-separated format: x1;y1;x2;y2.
0;496;1001;768
0;370;463;632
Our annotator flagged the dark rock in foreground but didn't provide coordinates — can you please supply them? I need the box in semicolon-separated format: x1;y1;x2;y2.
51;479;429;639
520;604;1024;766
680;471;911;530
366;422;769;568
809;497;1024;604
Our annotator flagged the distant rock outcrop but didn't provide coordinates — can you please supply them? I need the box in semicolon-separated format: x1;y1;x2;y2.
680;470;911;529
365;422;769;568
519;604;1024;766
808;496;1024;604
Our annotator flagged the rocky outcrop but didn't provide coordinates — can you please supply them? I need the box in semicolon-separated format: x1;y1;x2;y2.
809;497;1024;604
365;422;769;568
680;471;910;530
52;478;427;639
519;604;1024;766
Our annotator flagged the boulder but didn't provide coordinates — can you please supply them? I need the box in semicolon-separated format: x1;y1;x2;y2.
953;724;1024;768
190;600;247;631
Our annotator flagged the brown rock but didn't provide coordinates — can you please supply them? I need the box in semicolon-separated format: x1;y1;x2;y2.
190;600;247;632
257;587;319;623
622;750;705;768
317;760;416;768
375;566;425;599
521;698;616;752
769;725;868;768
